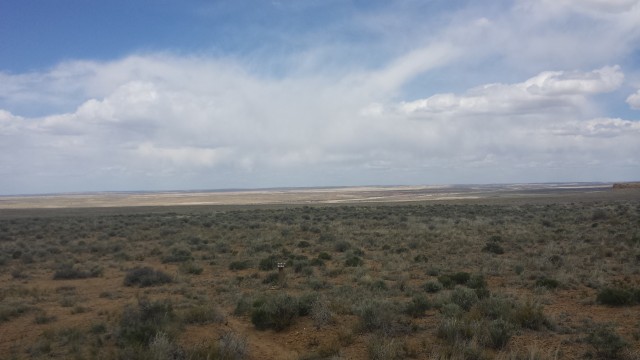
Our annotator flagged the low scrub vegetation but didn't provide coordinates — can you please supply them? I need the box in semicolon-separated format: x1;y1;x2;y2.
0;198;639;358
123;267;173;287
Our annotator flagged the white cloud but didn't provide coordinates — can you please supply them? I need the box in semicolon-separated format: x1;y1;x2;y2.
136;143;233;167
1;55;639;194
537;0;640;15
398;66;623;118
553;118;640;137
627;89;640;109
3;0;640;193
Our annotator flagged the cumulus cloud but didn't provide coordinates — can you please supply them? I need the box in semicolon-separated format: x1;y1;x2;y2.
0;53;638;194
398;66;623;118
2;0;640;193
538;0;640;15
553;118;640;137
627;89;640;109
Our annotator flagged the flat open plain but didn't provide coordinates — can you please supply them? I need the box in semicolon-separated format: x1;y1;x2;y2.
0;183;624;210
1;184;639;360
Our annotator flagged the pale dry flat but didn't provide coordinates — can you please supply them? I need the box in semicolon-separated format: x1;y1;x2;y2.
0;183;618;209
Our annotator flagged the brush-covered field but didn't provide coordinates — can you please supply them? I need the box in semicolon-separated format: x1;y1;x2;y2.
1;193;639;359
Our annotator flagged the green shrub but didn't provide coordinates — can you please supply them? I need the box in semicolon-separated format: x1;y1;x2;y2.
345;255;363;267
596;287;637;306
369;280;387;291
473;297;514;321
309;258;324;266
439;303;463;318
450;287;479;311
482;242;504;254
334;240;351;252
438;275;454;289
535;277;559;289
467;274;487;290
451;272;471;285
437;318;474;344
179;261;203;275
251;294;299;331
53;262;102;280
311;297;332;328
123;267;173;287
424;280;443;293
258;255;279;271
181;305;225;325
511;301;550;330
354;300;409;336
217;331;249;360
229;260;251;271
262;272;280;284
487;319;512;349
162;247;193;263
405;295;430;318
117;298;176;346
585;323;628;359
297;293;318;316
318;252;332;260
367;336;406;360
233;297;252;316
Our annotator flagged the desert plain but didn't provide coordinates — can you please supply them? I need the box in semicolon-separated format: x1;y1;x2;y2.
0;183;639;359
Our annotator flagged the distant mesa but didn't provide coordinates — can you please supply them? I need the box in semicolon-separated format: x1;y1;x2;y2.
612;182;640;190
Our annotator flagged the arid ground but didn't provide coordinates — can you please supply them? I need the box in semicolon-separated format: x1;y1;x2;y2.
1;184;639;359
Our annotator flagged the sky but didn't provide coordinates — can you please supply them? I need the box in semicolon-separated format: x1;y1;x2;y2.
1;0;640;194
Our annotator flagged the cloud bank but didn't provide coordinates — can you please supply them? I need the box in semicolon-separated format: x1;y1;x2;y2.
1;1;639;194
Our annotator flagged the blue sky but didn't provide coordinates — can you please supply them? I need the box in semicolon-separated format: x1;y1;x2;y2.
1;0;640;194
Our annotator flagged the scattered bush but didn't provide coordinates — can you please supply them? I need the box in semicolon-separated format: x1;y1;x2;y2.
179;261;203;275
367;336;406;360
438;275;454;289
405;295;430;318
596;287;640;306
334;240;351;252
437;317;474;343
354;300;409;336
450;272;471;285
311;297;333;329
251;294;299;331
123;267;172;287
229;260;251;271
535;277;560;289
424;280;443;293
585;323;628;359
297;240;310;248
487;319;512;349
345;255;363;267
450;287;479;311
262;272;280;285
483;242;504;254
511;301;550;330
258;255;279;271
162;247;193;263
217;331;249;360
53;262;102;280
181;305;225;325
118;298;176;346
